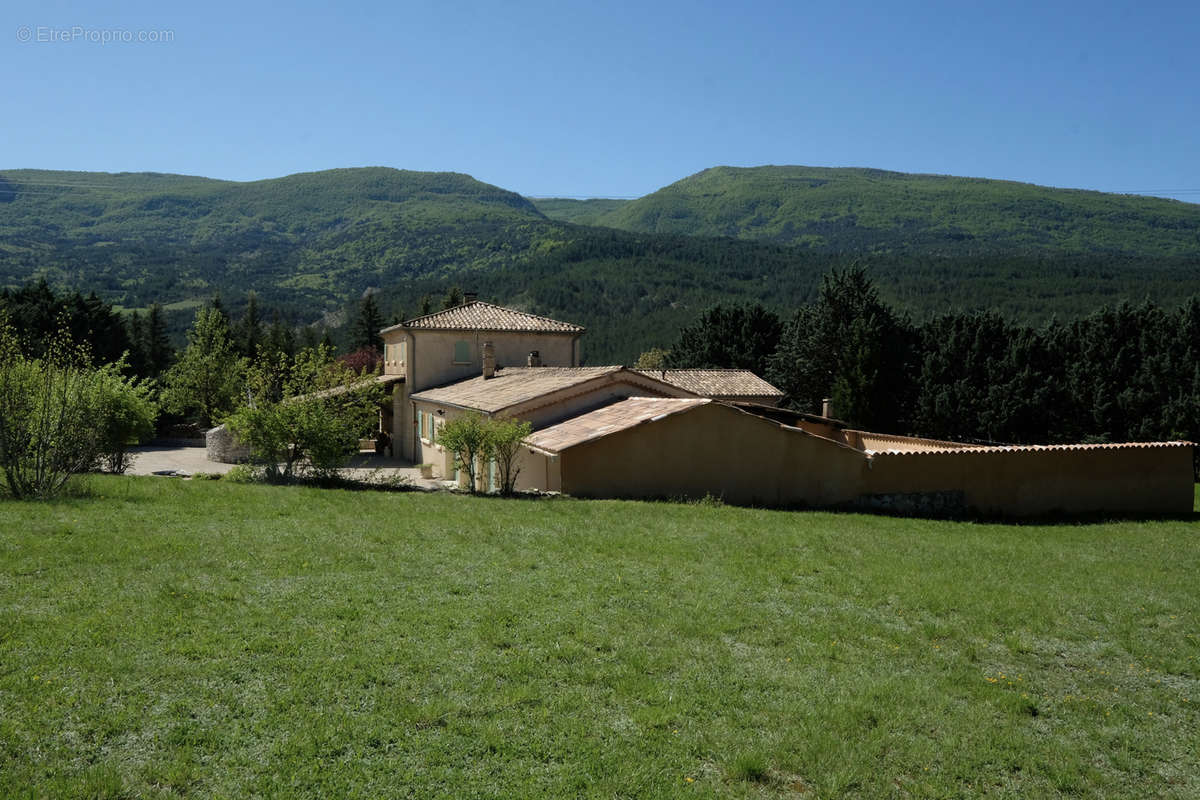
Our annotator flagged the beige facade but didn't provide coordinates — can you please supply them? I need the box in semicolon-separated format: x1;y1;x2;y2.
376;301;584;460
519;399;1194;516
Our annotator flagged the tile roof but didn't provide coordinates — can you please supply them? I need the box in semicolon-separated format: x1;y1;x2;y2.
382;301;584;334
524;397;710;453
410;366;623;413
864;440;1193;457
635;369;783;399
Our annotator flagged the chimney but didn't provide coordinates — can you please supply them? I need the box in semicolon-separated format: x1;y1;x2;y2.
527;350;541;367
821;398;833;418
464;292;478;304
482;341;496;379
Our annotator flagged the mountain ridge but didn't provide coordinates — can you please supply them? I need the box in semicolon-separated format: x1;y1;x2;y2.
588;164;1200;256
2;165;1199;362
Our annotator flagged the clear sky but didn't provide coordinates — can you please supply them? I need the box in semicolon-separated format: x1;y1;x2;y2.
4;0;1199;202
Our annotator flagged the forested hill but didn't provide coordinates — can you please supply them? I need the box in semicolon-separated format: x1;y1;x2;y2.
590;165;1200;256
0;167;546;314
3;166;1200;364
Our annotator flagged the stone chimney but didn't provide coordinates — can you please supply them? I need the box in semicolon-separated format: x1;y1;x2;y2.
464;292;478;304
482;341;496;379
821;398;833;418
527;350;541;367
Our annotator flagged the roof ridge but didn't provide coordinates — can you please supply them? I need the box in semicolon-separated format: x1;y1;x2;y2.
385;300;584;333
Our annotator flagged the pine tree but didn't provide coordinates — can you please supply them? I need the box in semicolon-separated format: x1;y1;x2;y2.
441;286;465;310
352;295;385;351
667;304;781;376
144;303;172;378
263;311;296;362
237;291;263;358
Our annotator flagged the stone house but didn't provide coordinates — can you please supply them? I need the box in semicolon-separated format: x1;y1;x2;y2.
378;299;1193;515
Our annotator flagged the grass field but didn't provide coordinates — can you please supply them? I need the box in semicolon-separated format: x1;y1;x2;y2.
1;478;1198;798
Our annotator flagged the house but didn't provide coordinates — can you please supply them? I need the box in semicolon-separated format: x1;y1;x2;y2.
380;299;1194;515
378;298;587;460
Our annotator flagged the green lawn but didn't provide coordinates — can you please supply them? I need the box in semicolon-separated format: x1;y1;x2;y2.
1;478;1198;798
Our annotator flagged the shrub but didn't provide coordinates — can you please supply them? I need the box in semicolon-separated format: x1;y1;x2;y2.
489;417;532;495
224;346;384;483
0;317;156;497
438;414;532;495
436;412;490;493
91;365;157;474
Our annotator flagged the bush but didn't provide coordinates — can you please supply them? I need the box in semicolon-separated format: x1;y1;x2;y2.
224;346;385;483
91;365;157;474
436;412;490;493
0;317;156;498
438;413;532;495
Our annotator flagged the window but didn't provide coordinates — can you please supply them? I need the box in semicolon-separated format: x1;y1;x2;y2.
453;340;470;364
418;410;426;442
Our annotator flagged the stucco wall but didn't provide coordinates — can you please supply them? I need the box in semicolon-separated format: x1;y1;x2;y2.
382;329;579;393
536;403;1193;516
864;445;1194;515
557;403;868;506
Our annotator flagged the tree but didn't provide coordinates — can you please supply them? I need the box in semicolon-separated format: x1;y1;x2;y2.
418;294;434;316
142;303;172;378
441;286;465;310
489;417;533;495
224;346;385;483
237;291;263;358
91;365;157;474
667;304;781;377
634;347;669;370
161;308;245;428
352;294;385;351
0;314;155;497
436;412;490;493
768;267;914;430
262;311;296;363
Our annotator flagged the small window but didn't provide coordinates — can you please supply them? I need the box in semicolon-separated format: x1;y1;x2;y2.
418;410;426;441
453;340;470;364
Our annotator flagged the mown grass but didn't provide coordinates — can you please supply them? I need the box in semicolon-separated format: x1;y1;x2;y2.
1;477;1198;798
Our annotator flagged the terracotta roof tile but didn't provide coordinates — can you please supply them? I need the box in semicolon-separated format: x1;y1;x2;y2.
524;397;710;453
865;440;1193;457
634;369;783;399
382;301;583;334
410;366;623;413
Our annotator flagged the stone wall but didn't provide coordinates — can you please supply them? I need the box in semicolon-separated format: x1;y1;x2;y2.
205;424;252;464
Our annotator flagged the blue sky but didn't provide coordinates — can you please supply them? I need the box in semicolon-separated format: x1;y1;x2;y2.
4;0;1198;202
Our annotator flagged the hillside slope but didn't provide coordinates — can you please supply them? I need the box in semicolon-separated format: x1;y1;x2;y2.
0;167;547;312
3;166;1200;364
593;166;1200;256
